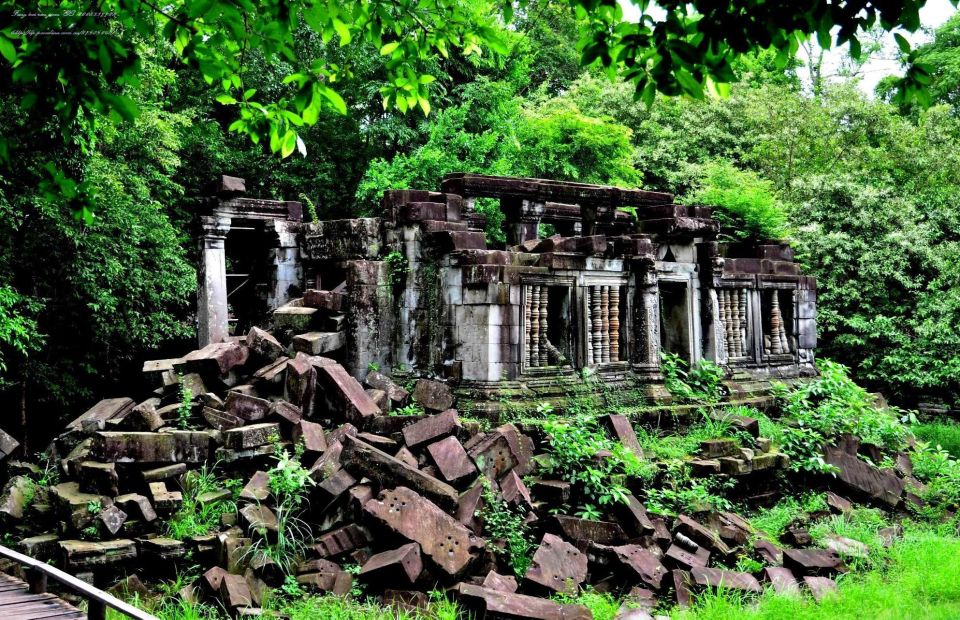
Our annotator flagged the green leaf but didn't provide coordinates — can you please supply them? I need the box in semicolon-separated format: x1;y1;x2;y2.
320;88;347;115
418;96;430;116
0;36;15;64
101;93;139;122
894;33;911;54
215;95;237;105
380;41;400;55
281;131;296;158
242;88;257;100
98;42;112;75
332;18;351;46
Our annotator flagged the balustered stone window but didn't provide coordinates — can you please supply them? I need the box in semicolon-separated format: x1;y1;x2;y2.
718;288;751;361
762;289;796;357
584;284;626;366
522;283;575;371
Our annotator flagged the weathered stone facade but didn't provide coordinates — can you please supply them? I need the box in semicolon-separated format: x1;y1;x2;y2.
200;173;816;411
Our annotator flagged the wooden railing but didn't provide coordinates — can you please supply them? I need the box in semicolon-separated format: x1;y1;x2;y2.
0;544;157;620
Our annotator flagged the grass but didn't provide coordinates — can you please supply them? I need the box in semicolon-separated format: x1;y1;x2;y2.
673;526;960;620
913;422;960;458
747;494;821;540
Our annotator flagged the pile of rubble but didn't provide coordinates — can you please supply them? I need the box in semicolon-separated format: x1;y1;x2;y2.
0;323;912;619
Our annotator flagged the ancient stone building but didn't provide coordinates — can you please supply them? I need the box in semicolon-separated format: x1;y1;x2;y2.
197;173;816;413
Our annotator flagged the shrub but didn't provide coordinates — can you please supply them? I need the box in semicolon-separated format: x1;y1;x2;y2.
772;359;908;474
661;352;726;403
684;160;790;242
542;413;655;517
478;480;533;577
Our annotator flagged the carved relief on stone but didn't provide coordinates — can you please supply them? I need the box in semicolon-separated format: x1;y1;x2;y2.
529;285;541;367
538;285;549;367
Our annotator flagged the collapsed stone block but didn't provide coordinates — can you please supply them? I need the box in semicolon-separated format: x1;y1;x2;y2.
401;409;460;448
782;548;842;576
60;539;137;569
246;327;285;362
178;342;249;377
223;423;279;450
610;545;667;590
363;486;483;576
690;567;762;593
412;379;455;411
115;493;157;523
342;436;460;509
65;398;135;433
455;583;591;620
365;371;409;404
315;363;382;422
293;331;345;355
524;533;587;594
225;392;271;421
426;436;477;484
94;431;212;464
360;542;423;585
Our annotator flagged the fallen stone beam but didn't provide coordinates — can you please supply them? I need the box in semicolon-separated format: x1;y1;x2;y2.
341;436;460;509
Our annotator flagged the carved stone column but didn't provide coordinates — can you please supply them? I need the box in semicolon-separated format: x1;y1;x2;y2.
198;215;232;346
609;286;620;363
633;269;661;373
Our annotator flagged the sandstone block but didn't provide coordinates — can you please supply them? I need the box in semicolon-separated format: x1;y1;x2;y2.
246;327;285;362
342;436;459;509
402;409;460;448
363;486;483;576
360;542;423;585
455;583;591;620
525;533;587;594
224;423;279;450
412;379;455;411
293;331;345;355
315;364;381;422
60;539;137;568
426;436;477;484
365;371;410;404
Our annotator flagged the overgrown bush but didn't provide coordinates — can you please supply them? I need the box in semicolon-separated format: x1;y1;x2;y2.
661;353;727;404
772;359;908;474
542;412;655;518
684;160;790;242
478;480;533;577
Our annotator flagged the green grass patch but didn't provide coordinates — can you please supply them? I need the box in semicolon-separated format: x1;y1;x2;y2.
913;422;960;458
673;527;960;620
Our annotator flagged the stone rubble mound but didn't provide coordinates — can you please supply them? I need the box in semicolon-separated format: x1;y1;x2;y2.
0;326;908;618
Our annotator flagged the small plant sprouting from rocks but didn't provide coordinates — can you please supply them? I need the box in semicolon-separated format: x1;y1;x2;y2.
86;499;103;515
177;376;193;430
385;250;409;287
390;403;422;417
267;433;313;506
478;479;533;578
281;573;305;599
366;361;380;373
298;192;318;223
167;464;237;540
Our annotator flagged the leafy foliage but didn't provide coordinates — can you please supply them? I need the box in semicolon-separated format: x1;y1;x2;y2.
478;480;533;577
661;352;727;404
542;412;654;517
684;160;789;242
771;359;907;474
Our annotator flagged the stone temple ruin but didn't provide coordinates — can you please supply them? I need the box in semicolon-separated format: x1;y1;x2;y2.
198;172;816;414
5;177;916;620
